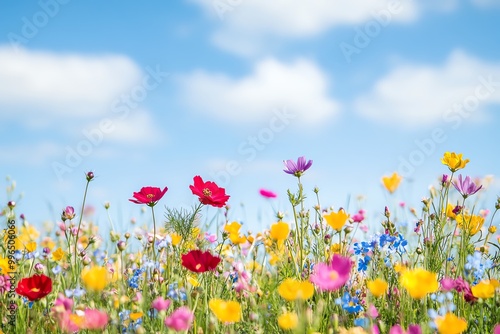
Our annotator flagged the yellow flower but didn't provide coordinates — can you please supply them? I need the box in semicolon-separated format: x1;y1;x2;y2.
0;257;16;274
40;237;55;250
278;312;299;330
278;278;314;301
456;214;484;236
130;312;143;321
435;312;467;334
446;203;456;219
270;221;290;241
81;266;109;292
19;224;40;243
394;263;406;273
269;252;281;266
488;226;497;234
367;278;388;297
170;233;182;246
471;279;499;299
224;221;242;235
324;209;350;231
339;328;368;334
229;232;247;245
400;268;438;299
52;248;66;262
24;241;37;253
187;274;200;287
209;299;241;323
382;172;402;193
441;152;469;172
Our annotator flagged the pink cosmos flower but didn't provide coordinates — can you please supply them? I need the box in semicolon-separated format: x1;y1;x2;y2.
152;296;171;311
164;306;194;332
129;186;168;207
453;174;482;198
494;324;500;334
82;309;108;330
259;188;277;199
440;277;455;291
189;176;230;208
61;206;75;221
310;254;351;291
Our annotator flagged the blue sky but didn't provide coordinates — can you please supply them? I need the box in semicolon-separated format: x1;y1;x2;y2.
0;0;499;234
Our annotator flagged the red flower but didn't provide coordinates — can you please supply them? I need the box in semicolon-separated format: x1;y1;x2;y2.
181;250;221;273
129;186;168;207
16;274;52;301
189;176;230;208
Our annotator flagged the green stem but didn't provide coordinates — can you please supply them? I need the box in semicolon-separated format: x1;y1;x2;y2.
74;179;91;282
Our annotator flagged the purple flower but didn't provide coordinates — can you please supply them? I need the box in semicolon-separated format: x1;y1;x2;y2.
283;156;313;177
453;175;482;198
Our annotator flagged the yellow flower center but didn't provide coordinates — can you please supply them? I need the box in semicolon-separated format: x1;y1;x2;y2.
195;263;202;270
147;194;154;199
329;271;339;280
30;287;40;292
203;188;212;197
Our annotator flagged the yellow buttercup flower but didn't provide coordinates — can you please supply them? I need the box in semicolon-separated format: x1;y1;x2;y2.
278;278;314;301
435;312;467;334
382;172;402;194
81;266;109;292
367;278;388;297
324;209;350;231
456;214;484;236
24;241;37;253
187;274;200;287
0;257;16;274
52;248;66;262
270;221;290;241
170;233;182;246
278;312;299;330
400;268;438;299
441;152;469;172
229;232;247;245
19;224;40;243
224;221;242;235
209;299;241;323
471;279;499;299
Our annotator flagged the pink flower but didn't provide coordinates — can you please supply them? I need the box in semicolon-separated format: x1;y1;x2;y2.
190;176;230;208
164;306;194;332
61;206;75;221
54;294;73;311
389;324;421;334
82;309;108;330
352;209;365;223
440;277;455;291
129;186;168;207
205;232;218;243
152;296;171;311
0;275;11;294
310;254;351;291
494;324;500;334
259;188;277;199
367;304;378;318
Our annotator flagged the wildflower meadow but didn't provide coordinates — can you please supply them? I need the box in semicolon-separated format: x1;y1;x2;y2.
1;152;500;334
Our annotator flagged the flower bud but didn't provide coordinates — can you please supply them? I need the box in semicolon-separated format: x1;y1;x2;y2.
82;256;92;266
488;226;497;234
277;211;284;220
104;202;110;210
34;263;44;273
125;232;131;239
117;240;126;251
86;171;94;181
7;201;15;209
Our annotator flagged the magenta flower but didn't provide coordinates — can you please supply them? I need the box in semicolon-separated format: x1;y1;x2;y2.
152;296;171;311
352;209;365;223
164;306;194;332
259;188;277;199
389;325;422;334
440;277;455;291
494;324;500;334
310;254;351;291
452;174;482;198
129;186;168;207
283;156;313;177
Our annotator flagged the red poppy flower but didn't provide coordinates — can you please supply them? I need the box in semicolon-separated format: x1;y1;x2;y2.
16;274;52;301
189;176;230;208
129;186;168;207
181;250;221;273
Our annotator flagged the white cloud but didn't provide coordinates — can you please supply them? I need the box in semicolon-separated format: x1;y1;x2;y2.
192;0;420;55
0;141;61;165
96;110;166;144
0;45;143;118
179;58;340;125
354;50;500;128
